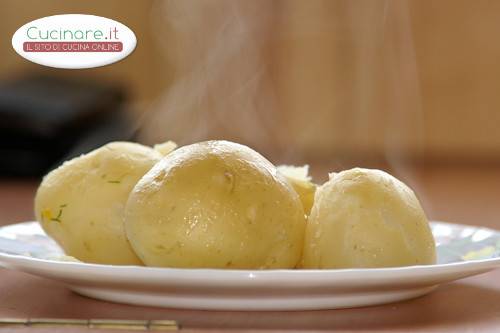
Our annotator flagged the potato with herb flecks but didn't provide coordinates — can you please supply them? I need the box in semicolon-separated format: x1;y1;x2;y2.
277;165;316;215
302;168;436;269
34;142;167;265
125;140;306;269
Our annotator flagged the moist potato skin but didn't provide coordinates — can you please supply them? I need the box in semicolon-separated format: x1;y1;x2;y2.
125;140;306;269
302;168;436;269
35;142;163;265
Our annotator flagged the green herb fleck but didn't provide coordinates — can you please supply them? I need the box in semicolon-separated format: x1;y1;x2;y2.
107;180;121;184
50;210;62;223
50;204;67;223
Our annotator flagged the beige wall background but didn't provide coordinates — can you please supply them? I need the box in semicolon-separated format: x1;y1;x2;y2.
1;0;499;163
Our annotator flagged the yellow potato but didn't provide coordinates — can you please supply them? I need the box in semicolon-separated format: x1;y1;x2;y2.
277;165;316;215
125;140;306;269
35;142;164;265
153;141;178;155
302;168;436;269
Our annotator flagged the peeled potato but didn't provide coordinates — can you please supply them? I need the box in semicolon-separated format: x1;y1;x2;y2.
277;165;316;215
302;168;436;268
35;142;164;265
125;140;306;269
153;141;178;155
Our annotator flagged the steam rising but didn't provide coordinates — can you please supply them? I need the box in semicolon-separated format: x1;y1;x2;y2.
143;0;279;153
142;0;429;210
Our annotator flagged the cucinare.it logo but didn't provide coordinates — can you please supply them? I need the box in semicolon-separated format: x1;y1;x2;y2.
12;14;137;69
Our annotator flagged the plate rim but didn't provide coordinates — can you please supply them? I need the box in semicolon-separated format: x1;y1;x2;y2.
0;220;499;288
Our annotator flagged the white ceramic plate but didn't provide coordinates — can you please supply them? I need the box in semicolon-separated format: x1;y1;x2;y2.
0;221;499;311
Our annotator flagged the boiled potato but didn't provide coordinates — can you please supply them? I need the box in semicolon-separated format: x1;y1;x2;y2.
125;140;306;269
35;142;164;265
302;168;436;268
277;165;316;215
154;140;177;155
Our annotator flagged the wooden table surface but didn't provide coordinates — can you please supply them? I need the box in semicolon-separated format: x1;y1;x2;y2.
0;165;499;332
